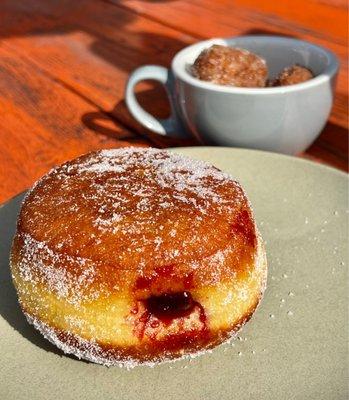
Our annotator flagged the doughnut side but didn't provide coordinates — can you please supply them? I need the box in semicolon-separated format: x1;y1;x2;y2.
10;234;267;366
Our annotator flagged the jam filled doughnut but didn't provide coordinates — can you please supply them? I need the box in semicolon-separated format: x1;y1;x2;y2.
11;148;267;367
191;44;268;88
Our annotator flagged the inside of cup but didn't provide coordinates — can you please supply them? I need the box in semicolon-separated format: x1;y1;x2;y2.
181;36;335;80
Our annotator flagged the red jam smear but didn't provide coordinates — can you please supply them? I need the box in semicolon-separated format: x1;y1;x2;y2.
145;291;195;324
183;272;194;289
135;265;176;290
135;265;194;292
231;209;256;247
131;266;208;350
129;292;209;347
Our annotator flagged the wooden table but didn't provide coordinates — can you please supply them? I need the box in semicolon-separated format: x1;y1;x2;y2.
0;0;347;204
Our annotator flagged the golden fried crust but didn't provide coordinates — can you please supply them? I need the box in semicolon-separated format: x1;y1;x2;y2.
15;148;258;302
11;148;267;366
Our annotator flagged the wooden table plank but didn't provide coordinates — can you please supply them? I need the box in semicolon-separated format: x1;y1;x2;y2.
118;0;347;47
0;0;197;147
232;0;347;42
302;136;348;172
0;45;149;203
118;0;348;130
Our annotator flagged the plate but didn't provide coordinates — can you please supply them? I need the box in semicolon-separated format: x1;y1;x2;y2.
0;147;347;400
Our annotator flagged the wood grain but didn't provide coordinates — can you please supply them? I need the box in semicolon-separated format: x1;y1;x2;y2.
0;0;196;145
0;45;149;203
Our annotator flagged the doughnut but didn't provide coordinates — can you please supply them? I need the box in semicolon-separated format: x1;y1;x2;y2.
272;64;314;86
10;148;267;367
191;44;268;88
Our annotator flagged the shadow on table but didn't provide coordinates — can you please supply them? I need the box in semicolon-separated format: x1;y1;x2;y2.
81;84;200;148
81;111;149;144
0;194;86;361
85;29;193;145
0;0;193;146
242;28;298;38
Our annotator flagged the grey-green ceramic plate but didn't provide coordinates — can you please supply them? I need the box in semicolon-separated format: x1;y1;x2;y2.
0;147;348;400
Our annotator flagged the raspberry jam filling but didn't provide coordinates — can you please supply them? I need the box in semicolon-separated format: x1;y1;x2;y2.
129;291;209;344
145;291;195;322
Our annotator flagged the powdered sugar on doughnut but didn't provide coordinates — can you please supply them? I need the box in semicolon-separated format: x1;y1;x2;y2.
62;147;237;218
19;148;251;271
23;238;266;369
24;310;253;369
10;147;266;367
14;233;101;305
12;148;259;302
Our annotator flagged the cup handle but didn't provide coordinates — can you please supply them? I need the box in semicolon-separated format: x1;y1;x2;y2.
125;65;186;137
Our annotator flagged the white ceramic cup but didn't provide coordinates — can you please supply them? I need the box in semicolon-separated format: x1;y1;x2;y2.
125;36;338;154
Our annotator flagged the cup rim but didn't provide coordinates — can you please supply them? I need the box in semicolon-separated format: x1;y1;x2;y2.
172;35;339;94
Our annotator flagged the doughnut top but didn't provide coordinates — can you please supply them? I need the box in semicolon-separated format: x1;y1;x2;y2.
15;148;258;303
